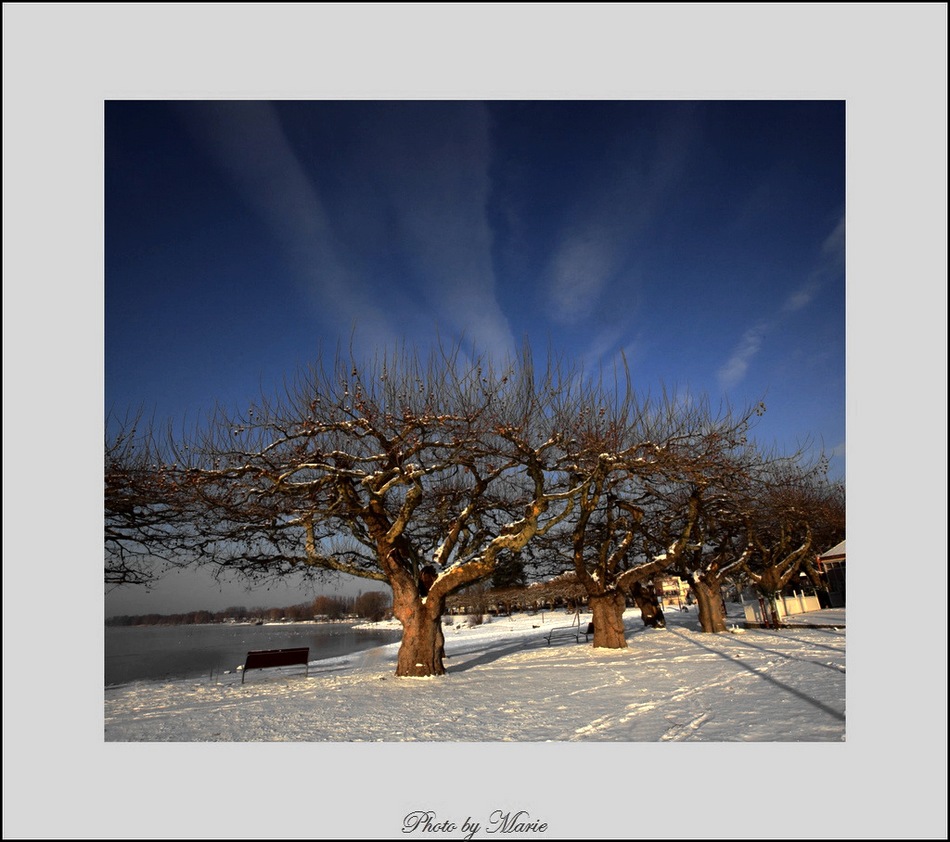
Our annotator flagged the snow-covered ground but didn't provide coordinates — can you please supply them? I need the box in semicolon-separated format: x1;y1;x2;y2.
104;605;846;742
4;602;946;839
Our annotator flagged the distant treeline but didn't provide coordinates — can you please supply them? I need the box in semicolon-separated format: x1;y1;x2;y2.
106;592;391;627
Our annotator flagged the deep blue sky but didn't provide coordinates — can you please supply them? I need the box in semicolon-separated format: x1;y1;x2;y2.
105;99;845;614
107;101;845;447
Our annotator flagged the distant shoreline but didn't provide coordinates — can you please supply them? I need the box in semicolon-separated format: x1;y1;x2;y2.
104;616;380;628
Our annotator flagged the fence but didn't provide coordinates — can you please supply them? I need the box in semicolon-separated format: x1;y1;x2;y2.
742;590;822;625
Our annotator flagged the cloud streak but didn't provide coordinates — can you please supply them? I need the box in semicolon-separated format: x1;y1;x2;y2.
177;102;520;363
718;214;844;390
176;102;401;352
340;102;517;359
821;213;845;267
781;212;844;313
717;323;767;390
782;279;821;314
548;231;620;325
542;107;696;334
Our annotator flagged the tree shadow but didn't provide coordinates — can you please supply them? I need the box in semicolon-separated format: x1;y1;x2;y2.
664;628;846;722
727;635;846;674
447;639;542;673
751;628;846;654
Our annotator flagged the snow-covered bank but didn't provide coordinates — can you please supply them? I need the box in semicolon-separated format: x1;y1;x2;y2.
105;606;845;742
88;604;942;839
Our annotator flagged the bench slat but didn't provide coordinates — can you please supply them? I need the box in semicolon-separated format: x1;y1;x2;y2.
242;647;310;683
543;625;592;645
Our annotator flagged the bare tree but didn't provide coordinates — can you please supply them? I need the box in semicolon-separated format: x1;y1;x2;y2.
797;479;846;599
353;591;391;622
742;459;843;626
561;392;766;645
312;594;350;620
674;490;751;633
105;413;186;587
110;346;589;677
107;346;843;671
655;407;773;633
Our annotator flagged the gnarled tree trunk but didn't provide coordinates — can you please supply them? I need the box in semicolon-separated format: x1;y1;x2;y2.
588;592;628;648
691;574;728;633
391;583;447;676
630;581;666;628
380;542;448;677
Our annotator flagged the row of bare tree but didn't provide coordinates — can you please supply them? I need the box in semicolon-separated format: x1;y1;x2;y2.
106;591;393;626
106;346;844;676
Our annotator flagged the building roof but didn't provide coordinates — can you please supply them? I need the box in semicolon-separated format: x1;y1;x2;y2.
819;540;846;560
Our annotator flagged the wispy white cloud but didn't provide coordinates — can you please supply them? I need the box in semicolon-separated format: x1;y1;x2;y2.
542;109;696;333
781;212;843;315
577;324;630;369
821;213;845;267
717;323;767;390
344;103;517;360
719;214;844;390
782;279;821;314
542;184;639;331
176;102;527;361
176;102;401;352
548;232;619;325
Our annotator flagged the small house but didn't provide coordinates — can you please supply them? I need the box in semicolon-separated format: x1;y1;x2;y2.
817;540;846;606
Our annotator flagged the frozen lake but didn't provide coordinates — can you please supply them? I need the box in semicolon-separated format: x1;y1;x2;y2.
104;622;401;686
